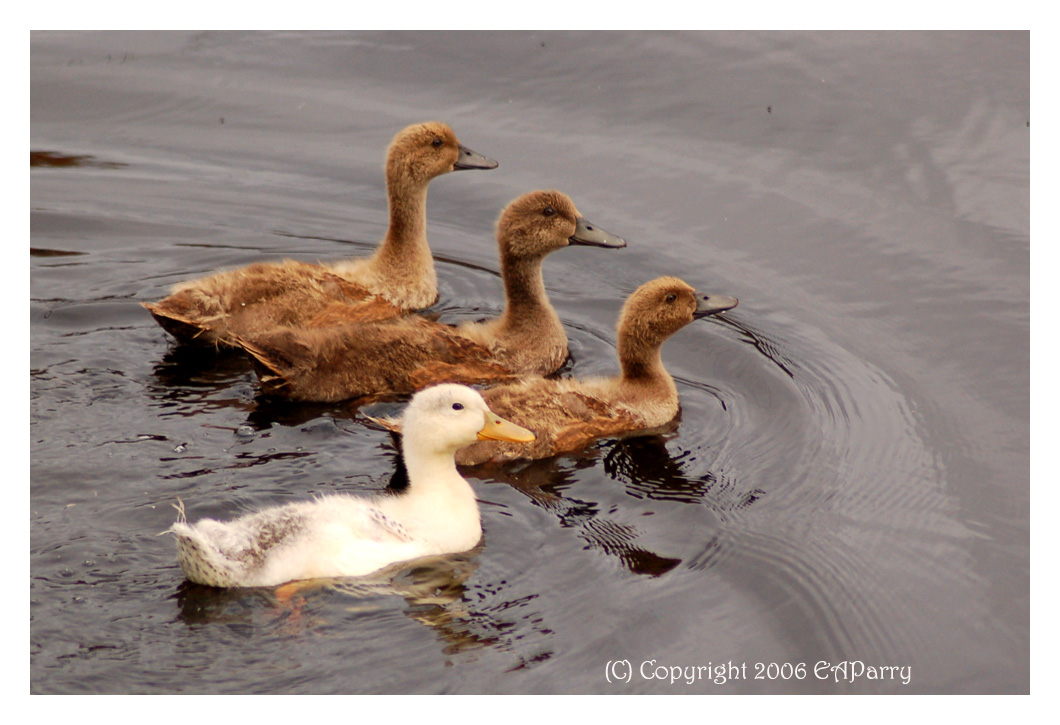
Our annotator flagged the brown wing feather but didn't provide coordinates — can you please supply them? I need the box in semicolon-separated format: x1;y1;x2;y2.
406;360;518;389
227;331;309;396
304;296;406;327
230;317;518;402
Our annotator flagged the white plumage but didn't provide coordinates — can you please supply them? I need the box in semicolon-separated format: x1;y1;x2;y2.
169;384;534;588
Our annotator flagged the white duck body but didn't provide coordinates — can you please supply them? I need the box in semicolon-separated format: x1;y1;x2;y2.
170;384;534;588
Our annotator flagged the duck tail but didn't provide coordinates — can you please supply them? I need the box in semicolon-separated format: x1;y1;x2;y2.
169;521;242;588
227;333;295;396
142;291;227;347
361;411;404;435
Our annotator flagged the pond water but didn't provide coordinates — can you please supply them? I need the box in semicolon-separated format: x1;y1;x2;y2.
30;30;1029;694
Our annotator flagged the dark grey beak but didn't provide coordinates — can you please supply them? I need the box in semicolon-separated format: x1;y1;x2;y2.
569;216;626;248
453;144;499;170
693;293;738;318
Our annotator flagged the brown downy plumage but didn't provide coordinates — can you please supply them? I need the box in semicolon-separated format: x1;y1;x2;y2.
142;121;497;346
233;190;626;402
453;276;738;465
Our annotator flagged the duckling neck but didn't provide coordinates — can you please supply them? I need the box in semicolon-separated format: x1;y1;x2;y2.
371;176;434;293
617;330;673;387
614;335;679;425
496;254;562;340
402;445;464;488
391;442;480;543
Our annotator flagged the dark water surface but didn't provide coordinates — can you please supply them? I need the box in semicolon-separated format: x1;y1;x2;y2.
30;31;1029;694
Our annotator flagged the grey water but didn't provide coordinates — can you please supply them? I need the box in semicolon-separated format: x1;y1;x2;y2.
30;30;1028;694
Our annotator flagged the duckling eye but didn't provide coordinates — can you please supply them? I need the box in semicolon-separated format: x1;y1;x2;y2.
665;293;677;303
542;206;556;217
451;402;464;411
431;137;444;149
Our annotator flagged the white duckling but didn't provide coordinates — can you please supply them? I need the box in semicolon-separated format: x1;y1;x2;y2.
169;384;534;588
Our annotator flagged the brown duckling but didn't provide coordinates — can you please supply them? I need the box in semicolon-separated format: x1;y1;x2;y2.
142;121;497;346
453;276;737;465
232;190;626;402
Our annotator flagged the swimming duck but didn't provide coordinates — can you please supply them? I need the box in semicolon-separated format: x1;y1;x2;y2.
169;384;535;588
231;190;625;402
142;121;497;346
451;276;737;465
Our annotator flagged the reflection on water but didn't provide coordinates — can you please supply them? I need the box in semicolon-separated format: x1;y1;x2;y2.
461;430;764;579
148;346;253;395
717;315;798;381
482;459;684;577
174;552;481;627
603;435;764;510
174;547;558;666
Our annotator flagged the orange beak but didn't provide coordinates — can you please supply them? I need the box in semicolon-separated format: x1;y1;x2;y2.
477;411;535;442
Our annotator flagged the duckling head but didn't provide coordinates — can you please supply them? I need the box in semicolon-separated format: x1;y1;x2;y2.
386;121;498;189
496;190;626;261
619;276;738;349
400;384;535;458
